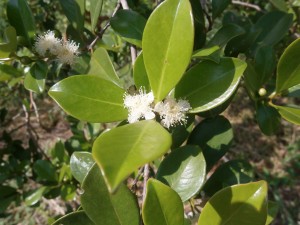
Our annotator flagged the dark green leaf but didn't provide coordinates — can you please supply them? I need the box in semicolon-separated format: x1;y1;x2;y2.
276;38;300;93
143;0;194;101
156;145;206;202
87;47;121;86
81;164;140;225
256;102;281;135
33;160;58;183
0;26;17;58
25;187;48;206
175;57;247;113
203;160;254;196
70;152;95;184
269;0;288;12
142;178;184;225
24;60;48;93
212;0;231;19
110;10;146;48
7;0;35;45
90;0;103;32
52;211;95;225
273;104;300;125
266;201;279;225
187;116;233;171
92;120;172;192
198;181;268;225
59;0;85;31
48;75;127;123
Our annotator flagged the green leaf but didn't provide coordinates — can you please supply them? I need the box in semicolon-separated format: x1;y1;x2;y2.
0;26;17;58
255;46;275;87
256;102;281;135
189;0;206;49
175;57;247;113
59;0;85;31
33;160;58;183
0;64;22;82
110;10;146;48
24;60;48;93
187;116;233;171
269;0;288;12
70;152;95;183
207;24;245;48
7;0;35;45
133;52;150;92
253;11;293;48
198;181;268;225
192;46;220;58
92;120;172;192
90;0;103;32
276;38;300;93
52;211;95;225
81;164;140;225
142;178;184;225
283;84;300;97
272;104;300;125
156;145;206;202
266;201;279;225
143;0;194;101
203;160;254;197
61;184;76;201
87;47;121;86
48;75;127;123
25;186;47;206
212;0;231;19
170;116;194;149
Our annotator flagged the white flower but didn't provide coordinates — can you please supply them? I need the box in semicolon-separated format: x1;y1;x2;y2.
56;40;80;65
124;88;155;123
34;31;61;56
154;96;191;129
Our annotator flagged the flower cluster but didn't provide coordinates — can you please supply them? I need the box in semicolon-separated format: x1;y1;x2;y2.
34;31;79;65
124;87;191;128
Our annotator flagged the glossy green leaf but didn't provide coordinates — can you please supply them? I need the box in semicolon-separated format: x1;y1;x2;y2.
70;152;95;183
143;0;194;101
156;145;206;202
189;0;206;49
33;160;58;183
276;38;300;93
175;57;247;113
142;178;184;225
273;104;300;125
52;211;95;225
193;46;220;58
212;0;231;19
187;116;233;171
81;164;140;225
49;75;127;123
255;46;275;86
256;102;281;135
110;10;146;48
253;11;293;48
198;181;268;225
90;0;103;32
170;115;194;149
87;47;121;86
7;0;35;45
283;84;300;97
133;52;150;92
207;24;245;48
269;0;288;12
266;201;279;225
24;60;48;93
92;120;172;192
203;160;254;197
59;0;84;31
0;26;17;58
25;186;47;206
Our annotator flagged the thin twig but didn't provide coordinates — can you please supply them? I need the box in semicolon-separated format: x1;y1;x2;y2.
203;9;213;31
30;91;40;124
232;0;262;12
120;0;137;65
130;166;144;192
88;1;121;50
142;164;150;204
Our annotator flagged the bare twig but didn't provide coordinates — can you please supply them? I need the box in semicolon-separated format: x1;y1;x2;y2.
30;91;40;124
203;9;213;31
232;0;262;12
120;0;137;65
142;164;150;204
130;166;144;192
88;1;121;50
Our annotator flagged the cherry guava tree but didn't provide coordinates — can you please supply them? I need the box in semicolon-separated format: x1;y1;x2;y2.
1;0;300;224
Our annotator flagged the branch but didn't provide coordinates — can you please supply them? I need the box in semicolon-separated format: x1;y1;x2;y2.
232;0;262;12
88;1;121;50
120;0;137;65
142;164;150;204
